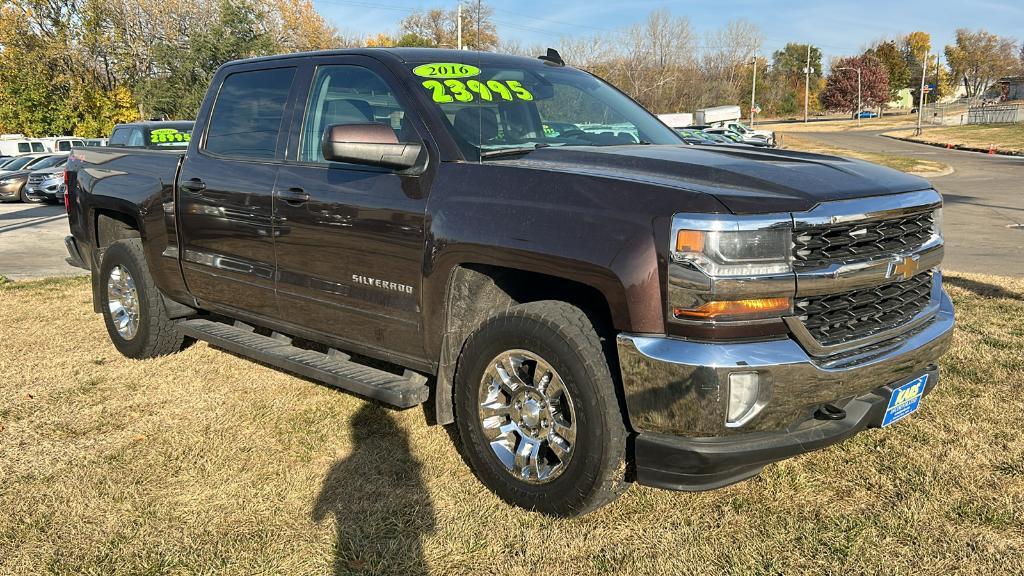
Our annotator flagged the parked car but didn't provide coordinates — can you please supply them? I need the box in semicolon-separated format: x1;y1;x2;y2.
855;111;879;119
65;48;952;517
703;127;766;145
700;132;749;145
674;129;722;145
0;153;66;202
716;121;776;146
83;138;108;147
25;159;69;203
108;121;193;149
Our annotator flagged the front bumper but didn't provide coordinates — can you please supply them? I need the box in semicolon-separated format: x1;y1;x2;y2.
0;180;23;200
25;182;61;201
617;287;954;490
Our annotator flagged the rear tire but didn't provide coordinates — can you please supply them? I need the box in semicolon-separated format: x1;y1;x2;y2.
454;300;629;516
99;239;187;359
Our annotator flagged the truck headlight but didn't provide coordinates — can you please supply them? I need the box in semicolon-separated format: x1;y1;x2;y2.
669;213;795;322
933;207;943;238
672;214;793;277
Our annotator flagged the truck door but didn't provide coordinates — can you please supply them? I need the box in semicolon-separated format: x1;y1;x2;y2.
178;65;298;318
274;59;430;361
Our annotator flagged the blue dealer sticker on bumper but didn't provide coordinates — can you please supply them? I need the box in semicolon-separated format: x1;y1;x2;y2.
882;374;928;427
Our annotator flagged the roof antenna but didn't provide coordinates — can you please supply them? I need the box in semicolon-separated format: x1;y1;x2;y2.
538;48;564;66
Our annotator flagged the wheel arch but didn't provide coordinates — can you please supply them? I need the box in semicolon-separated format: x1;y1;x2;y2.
431;263;625;426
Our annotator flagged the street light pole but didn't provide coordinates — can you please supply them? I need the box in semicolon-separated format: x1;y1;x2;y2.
750;56;757;128
838;66;862;127
804;44;810;124
916;53;929;136
457;3;462;50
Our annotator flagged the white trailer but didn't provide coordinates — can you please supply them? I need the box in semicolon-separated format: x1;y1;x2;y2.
657;113;694;129
694;105;742;126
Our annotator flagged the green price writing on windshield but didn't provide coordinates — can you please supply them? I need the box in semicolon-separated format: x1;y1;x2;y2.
421;79;534;104
150;129;190;144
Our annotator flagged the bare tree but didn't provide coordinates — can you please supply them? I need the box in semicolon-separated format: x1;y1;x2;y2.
945;28;1018;97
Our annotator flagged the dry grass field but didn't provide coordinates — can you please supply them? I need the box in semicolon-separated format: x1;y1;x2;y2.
770;116;920;133
1;274;1022;575
780;133;952;176
887;124;1024;155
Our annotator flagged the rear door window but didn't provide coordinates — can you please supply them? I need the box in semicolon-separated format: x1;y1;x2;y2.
204;67;296;159
31;142;45;152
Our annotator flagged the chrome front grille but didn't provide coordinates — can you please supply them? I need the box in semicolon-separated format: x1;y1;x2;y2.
27;173;47;186
795;272;933;348
793;210;935;267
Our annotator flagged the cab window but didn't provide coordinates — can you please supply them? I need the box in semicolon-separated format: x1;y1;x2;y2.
18;143;29;153
299;65;417;164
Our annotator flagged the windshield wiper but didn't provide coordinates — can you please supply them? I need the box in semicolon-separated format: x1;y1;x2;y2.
479;143;550;159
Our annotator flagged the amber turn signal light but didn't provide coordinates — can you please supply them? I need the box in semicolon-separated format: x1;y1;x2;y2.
674;297;792;319
675;230;705;253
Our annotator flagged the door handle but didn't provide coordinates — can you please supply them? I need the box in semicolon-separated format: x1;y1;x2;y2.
280;187;310;206
181;178;206;193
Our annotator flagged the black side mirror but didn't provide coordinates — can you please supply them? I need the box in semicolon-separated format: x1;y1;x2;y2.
320;123;422;170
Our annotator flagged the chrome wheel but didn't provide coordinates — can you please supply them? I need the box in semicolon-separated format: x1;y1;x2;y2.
107;265;140;340
478;349;577;483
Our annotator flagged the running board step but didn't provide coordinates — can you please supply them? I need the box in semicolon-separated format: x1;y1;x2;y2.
177;319;429;408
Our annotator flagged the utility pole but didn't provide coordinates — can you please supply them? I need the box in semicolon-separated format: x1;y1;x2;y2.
750;56;758;128
804;44;811;123
457;3;462;50
916;52;929;136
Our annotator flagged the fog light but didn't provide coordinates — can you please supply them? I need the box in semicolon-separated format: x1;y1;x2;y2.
727;372;760;425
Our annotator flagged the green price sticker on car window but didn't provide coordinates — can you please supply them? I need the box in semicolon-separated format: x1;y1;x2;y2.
413;63;481;79
421;79;534;104
150;129;190;144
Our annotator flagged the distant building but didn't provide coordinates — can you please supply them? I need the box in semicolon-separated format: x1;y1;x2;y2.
888;88;914;109
996;76;1024;101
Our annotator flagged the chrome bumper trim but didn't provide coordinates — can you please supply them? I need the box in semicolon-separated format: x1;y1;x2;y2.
616;288;954;436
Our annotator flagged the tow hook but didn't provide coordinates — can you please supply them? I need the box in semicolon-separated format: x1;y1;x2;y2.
814;404;847;421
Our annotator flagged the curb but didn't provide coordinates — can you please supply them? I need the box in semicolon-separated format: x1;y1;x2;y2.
881;133;1024;157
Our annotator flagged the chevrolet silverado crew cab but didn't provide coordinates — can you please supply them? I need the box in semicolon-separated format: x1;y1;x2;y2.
64;48;953;517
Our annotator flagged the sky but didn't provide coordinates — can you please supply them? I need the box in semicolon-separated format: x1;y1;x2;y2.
312;0;1024;61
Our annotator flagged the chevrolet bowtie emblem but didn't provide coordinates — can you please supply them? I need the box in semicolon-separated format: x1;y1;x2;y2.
888;255;920;281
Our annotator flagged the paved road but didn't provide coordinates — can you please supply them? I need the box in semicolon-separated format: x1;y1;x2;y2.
792;130;1024;276
0;202;85;281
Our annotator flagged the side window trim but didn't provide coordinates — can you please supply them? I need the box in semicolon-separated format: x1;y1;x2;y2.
199;64;299;162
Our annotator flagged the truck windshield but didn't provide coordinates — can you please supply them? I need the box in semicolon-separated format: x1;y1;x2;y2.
406;61;681;158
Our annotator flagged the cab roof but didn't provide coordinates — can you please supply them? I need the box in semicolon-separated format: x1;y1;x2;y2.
224;48;559;70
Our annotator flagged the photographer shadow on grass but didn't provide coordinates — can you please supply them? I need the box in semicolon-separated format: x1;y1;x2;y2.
313;404;435;576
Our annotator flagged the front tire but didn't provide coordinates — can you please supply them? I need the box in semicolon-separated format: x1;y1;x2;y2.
99;239;187;359
454;300;629;516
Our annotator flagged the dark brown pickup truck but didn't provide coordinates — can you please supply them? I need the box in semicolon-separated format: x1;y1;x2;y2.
64;48;954;516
